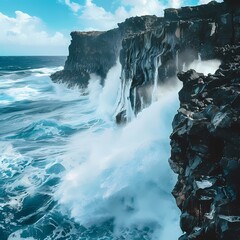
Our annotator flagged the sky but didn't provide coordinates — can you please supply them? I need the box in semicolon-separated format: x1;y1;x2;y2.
0;0;223;55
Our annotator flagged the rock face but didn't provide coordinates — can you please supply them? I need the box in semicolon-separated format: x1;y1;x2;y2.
170;45;240;239
51;2;240;121
51;16;161;87
116;1;240;122
51;29;121;87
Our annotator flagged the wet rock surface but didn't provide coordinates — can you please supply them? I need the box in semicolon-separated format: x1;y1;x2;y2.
170;44;240;239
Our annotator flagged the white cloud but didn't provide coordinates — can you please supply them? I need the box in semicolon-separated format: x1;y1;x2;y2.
169;0;182;8
78;1;125;30
198;0;223;4
63;0;187;31
61;0;223;32
64;0;81;13
0;11;69;55
76;0;166;31
121;0;165;16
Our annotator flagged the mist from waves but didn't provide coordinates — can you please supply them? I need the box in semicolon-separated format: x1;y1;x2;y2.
55;60;184;239
184;54;221;75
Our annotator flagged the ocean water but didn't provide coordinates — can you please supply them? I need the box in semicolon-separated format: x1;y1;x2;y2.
0;56;182;240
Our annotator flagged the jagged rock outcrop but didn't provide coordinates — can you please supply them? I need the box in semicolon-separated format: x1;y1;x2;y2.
170;44;240;239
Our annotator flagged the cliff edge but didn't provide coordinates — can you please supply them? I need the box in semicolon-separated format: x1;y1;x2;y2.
170;44;240;239
50;15;160;87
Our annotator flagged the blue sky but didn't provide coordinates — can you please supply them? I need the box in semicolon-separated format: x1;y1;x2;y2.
0;0;222;55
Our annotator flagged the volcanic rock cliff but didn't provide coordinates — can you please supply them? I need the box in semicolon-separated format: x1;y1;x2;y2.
116;1;240;122
51;15;161;87
170;44;240;239
51;1;240;239
51;29;121;87
51;1;239;121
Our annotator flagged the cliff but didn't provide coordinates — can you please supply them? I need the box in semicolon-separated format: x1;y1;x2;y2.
52;1;240;121
50;15;161;87
51;29;121;87
51;1;240;238
170;44;240;239
116;1;240;122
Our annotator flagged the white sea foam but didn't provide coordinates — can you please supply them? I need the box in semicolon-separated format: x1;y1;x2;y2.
87;59;122;121
0;67;83;105
56;62;182;239
87;73;103;107
8;230;36;240
51;82;82;101
31;66;64;77
186;55;221;75
97;60;122;120
0;82;38;104
0;143;31;180
5;86;39;101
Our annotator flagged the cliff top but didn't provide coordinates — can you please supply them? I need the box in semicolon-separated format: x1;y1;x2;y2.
118;15;164;35
70;0;240;38
164;1;228;21
71;31;105;38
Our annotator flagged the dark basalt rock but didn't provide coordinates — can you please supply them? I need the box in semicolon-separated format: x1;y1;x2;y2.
170;44;240;239
118;15;163;36
51;29;121;87
224;0;240;7
115;1;240;121
50;15;163;87
164;1;228;21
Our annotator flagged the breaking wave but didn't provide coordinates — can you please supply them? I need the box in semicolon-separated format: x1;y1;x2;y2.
0;56;221;239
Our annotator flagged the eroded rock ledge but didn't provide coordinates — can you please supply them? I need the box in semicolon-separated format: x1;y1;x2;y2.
170;44;240;239
51;29;121;87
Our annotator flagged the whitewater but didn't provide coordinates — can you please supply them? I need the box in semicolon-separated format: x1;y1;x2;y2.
0;56;220;240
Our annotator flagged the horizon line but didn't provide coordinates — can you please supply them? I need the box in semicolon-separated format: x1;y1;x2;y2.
0;55;68;57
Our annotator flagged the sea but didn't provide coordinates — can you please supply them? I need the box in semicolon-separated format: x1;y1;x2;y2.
0;56;183;240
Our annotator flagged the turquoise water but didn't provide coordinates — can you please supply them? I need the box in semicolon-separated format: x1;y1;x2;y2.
0;57;181;240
